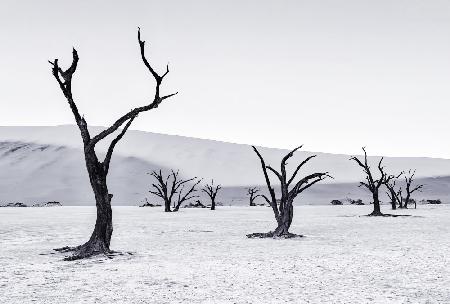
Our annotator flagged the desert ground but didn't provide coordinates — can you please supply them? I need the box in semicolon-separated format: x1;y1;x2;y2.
1;205;449;303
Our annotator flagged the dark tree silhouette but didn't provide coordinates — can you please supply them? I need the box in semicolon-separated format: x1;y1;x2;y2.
174;179;201;211
247;146;330;238
202;180;222;210
350;147;394;216
385;173;403;210
149;170;199;212
402;170;424;209
50;28;177;260
247;187;262;206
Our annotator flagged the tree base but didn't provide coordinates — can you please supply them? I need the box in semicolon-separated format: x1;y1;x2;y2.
54;239;113;261
246;231;303;239
367;210;384;216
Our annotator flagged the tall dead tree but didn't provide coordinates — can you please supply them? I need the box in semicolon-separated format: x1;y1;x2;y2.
50;28;177;260
149;170;199;212
402;170;423;209
385;173;403;210
350;147;394;216
202;180;222;210
248;146;329;238
247;187;262;206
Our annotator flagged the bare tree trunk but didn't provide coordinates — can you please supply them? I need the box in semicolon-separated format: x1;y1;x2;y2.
55;154;113;260
273;203;293;236
390;200;397;210
387;188;397;210
404;194;410;209
87;187;113;253
369;192;383;216
165;199;172;212
385;175;402;210
88;160;112;250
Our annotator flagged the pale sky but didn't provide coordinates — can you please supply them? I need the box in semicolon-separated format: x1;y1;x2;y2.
0;0;449;158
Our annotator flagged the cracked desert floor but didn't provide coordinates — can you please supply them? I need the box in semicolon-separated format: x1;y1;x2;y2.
1;205;449;303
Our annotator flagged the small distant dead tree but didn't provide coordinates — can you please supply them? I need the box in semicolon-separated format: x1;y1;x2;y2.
385;173;403;210
248;146;330;238
202;180;222;210
50;28;177;260
149;170;199;212
402;170;424;209
247;187;262;206
350;147;394;216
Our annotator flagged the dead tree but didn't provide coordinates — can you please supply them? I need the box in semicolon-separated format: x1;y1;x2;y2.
350;147;394;216
402;170;424;209
385;173;403;210
174;179;201;211
247;187;262;206
50;28;177;260
202;180;222;210
248;146;330;238
385;180;401;210
149;170;198;212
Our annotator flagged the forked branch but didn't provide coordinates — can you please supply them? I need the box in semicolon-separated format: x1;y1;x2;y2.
103;115;137;174
87;28;178;150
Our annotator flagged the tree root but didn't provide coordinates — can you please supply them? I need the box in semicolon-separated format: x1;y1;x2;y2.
54;240;111;261
54;246;78;253
246;231;304;239
54;243;134;261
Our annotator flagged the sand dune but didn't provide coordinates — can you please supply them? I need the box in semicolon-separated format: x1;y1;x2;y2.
0;141;164;205
1;125;449;205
